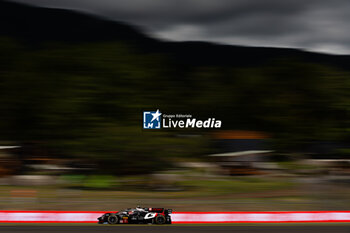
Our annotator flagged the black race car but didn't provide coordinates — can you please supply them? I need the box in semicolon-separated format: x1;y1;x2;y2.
98;206;172;224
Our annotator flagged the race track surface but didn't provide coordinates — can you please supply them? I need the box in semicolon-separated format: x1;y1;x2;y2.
0;225;349;233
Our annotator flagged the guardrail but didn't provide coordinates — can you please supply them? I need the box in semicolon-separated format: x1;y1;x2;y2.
0;211;349;223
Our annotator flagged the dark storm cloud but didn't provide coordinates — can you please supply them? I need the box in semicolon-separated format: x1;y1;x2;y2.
11;0;350;54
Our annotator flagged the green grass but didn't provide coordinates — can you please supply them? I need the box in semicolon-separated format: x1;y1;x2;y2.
1;175;348;211
0;176;294;199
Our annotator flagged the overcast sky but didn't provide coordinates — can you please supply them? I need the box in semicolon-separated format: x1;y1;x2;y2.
12;0;350;54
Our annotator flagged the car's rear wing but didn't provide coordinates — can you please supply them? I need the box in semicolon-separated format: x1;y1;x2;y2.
166;209;172;214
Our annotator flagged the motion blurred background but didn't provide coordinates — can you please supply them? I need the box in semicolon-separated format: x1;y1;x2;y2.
0;0;349;212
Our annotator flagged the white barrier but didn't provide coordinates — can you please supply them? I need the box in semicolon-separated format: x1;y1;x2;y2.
172;212;350;223
0;211;349;223
0;211;104;223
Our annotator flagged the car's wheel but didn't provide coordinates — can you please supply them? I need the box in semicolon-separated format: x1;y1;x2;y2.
166;217;172;224
154;215;166;224
107;214;119;224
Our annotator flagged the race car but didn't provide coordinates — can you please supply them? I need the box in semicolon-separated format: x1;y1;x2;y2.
97;206;172;224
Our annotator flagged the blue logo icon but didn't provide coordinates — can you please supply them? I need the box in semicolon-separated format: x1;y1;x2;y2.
143;110;162;129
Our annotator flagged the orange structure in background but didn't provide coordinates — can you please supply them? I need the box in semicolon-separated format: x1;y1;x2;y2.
212;130;270;140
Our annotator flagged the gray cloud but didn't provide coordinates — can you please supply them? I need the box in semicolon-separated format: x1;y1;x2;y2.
11;0;350;54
